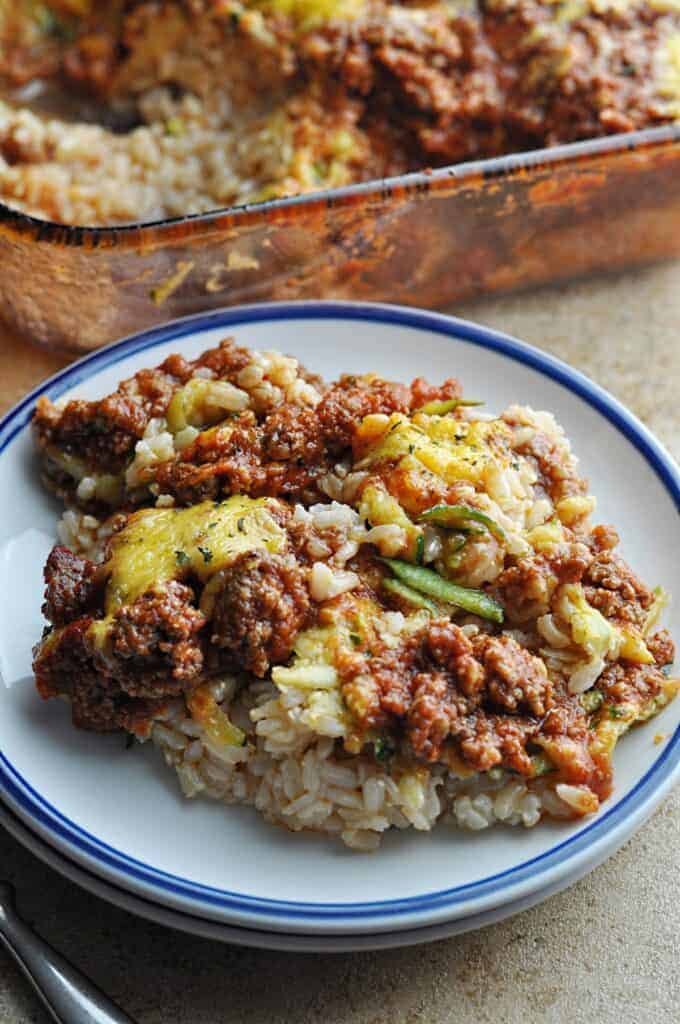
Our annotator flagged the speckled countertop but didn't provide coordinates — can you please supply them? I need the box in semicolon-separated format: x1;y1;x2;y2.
0;262;678;1024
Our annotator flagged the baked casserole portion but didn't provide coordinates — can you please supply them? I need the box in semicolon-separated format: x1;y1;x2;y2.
32;337;677;849
1;0;680;224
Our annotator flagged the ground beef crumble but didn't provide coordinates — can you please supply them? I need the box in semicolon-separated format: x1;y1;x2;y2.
42;546;101;627
33;517;316;730
480;634;553;715
108;581;207;695
512;429;588;505
35;576;208;724
154;410;329;506
34;368;178;476
34;619;169;734
337;620;576;773
32;337;292;491
34;342;462;511
315;375;412;452
494;540;593;623
210;549;312;677
647;628;675;669
583;549;655;628
599;628;675;710
409;376;463;411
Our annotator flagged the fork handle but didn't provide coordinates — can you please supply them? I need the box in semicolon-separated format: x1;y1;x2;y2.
0;888;134;1024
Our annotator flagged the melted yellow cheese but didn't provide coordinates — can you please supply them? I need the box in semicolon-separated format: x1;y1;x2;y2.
102;496;285;615
558;583;653;665
657;33;680;116
187;684;246;747
617;625;655;665
253;0;365;25
526;519;565;551
165;379;249;435
355;412;508;486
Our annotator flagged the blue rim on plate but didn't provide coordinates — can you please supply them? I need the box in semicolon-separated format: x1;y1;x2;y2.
1;301;678;934
0;796;613;953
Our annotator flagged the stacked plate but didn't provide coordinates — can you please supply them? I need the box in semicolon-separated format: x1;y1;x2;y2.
0;303;678;951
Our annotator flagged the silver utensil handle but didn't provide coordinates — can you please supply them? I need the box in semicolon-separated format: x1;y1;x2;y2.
0;883;134;1024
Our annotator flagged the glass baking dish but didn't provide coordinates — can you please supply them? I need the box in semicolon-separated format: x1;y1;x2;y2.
1;123;679;353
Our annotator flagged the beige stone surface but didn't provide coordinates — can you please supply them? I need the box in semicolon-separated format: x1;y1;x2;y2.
0;262;678;1024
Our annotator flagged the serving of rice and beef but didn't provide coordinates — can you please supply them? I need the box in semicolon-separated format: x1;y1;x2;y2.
31;336;678;850
1;0;680;226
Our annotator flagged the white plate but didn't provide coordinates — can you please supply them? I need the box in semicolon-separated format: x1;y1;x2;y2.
0;799;613;952
0;301;678;938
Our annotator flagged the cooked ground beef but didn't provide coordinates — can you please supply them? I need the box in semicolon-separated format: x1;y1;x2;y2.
303;0;678;162
35;343;463;512
598;628;673;710
511;428;589;505
315;374;412;452
588;523;620;555
108;581;207;695
35;576;207;725
453;710;540;775
154;410;331;506
261;403;328;464
478;634;553;715
33;501;317;730
486;0;675;142
35;368;178;476
494;539;593;623
583;549;655;628
451;698;598;788
33;619;169;734
301;5;506;166
408;377;463;412
33;337;257;482
210;549;312;677
0;4;126;88
337;619;583;772
647;628;675;669
42;545;101;627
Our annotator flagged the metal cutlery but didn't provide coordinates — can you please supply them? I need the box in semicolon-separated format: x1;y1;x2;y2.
0;881;135;1024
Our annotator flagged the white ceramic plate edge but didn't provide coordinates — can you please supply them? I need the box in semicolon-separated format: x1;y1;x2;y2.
0;800;633;953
